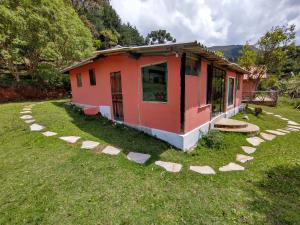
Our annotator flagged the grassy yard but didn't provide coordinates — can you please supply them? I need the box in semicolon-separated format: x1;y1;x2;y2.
0;99;299;225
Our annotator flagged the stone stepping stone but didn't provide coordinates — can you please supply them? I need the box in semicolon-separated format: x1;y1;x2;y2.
127;152;151;164
102;146;121;155
23;107;32;111
287;125;300;130
288;121;299;126
274;115;282;118
42;131;57;137
276;129;290;133
20;111;31;114
30;123;45;131
219;162;245;172
190;165;216;175
241;146;256;154
155;161;182;173
81;140;100;149
280;118;289;121
285;127;299;131
260;132;276;141
59;136;80;144
265;130;286;136
246;137;265;146
24;119;35;124
236;154;254;163
264;111;273;115
20;115;33;120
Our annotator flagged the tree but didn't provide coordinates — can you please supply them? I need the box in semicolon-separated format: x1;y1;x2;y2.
256;24;296;75
214;50;224;58
0;0;94;82
237;42;257;69
145;30;176;45
119;23;145;46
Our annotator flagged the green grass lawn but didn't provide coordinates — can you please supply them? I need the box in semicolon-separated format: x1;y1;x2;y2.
0;99;299;225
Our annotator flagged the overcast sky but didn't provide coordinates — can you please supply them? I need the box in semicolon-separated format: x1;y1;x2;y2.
110;0;300;46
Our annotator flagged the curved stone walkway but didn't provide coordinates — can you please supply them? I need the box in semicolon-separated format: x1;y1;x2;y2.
20;104;300;175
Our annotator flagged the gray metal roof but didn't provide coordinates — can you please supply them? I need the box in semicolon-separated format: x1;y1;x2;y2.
62;41;249;74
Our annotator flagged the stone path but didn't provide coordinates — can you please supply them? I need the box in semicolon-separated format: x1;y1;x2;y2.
190;166;216;175
20;115;33;120
81;140;99;149
42;131;57;137
236;154;254;163
260;132;276;141
19;103;300;176
102;146;121;155
30;123;45;131
265;130;286;136
246;137;265;146
241;146;256;154
127;152;151;164
59;136;81;144
155;161;182;173
219;162;245;172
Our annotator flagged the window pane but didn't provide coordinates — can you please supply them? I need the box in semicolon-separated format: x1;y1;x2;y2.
76;73;82;87
228;78;234;106
185;58;200;76
142;62;167;102
89;69;96;86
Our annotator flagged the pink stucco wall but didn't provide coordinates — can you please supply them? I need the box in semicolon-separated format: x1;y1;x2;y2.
184;60;211;133
70;54;181;134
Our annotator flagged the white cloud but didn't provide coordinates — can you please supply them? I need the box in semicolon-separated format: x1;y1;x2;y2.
111;0;300;46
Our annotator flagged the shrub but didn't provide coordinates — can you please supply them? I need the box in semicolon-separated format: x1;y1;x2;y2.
200;130;225;150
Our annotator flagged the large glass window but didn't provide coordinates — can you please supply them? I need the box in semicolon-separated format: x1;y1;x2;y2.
141;62;167;102
89;69;96;86
76;73;82;87
227;77;235;106
185;57;200;76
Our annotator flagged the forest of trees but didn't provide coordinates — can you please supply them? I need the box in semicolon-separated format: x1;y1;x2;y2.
0;0;299;100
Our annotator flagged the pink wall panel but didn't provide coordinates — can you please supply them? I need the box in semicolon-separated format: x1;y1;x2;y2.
70;54;181;134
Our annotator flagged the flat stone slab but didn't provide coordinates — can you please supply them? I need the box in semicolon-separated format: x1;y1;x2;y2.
127;152;151;164
102;146;121;155
30;123;45;131
24;119;35;124
260;132;276;141
288;121;299;126
246;137;265;146
285;127;299;131
280;118;289;121
219;162;245;172
20;111;31;114
236;154;254;163
42;131;57;137
190;165;216;175
241;146;256;154
287;125;300;130
59;136;80;144
276;129;290;133
265;130;286;136
264;111;273;115
81;140;100;149
274;115;282;118
155;161;182;173
20;115;33;120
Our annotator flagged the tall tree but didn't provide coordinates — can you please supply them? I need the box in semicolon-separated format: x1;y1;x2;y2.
256;24;296;75
145;30;176;45
0;0;94;81
237;42;257;69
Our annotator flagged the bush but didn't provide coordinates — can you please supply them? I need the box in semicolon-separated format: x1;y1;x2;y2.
199;130;225;150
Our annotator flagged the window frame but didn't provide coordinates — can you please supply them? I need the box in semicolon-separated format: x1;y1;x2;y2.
89;68;96;86
185;56;201;76
227;77;235;108
140;61;168;103
76;73;82;87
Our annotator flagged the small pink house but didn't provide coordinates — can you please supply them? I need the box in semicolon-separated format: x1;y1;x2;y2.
63;42;248;150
